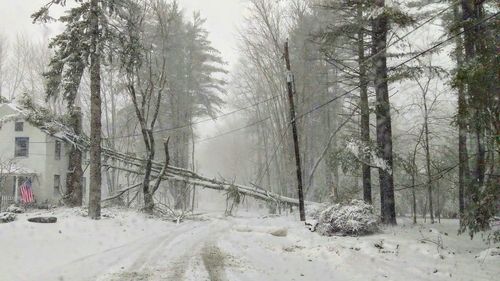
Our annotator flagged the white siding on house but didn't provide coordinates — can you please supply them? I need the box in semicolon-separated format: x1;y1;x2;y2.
0;103;90;204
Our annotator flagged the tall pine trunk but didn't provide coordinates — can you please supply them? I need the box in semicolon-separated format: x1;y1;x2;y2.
372;0;396;225
454;2;470;221
88;0;102;220
358;3;371;204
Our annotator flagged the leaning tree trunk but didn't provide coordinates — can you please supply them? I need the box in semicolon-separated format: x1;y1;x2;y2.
88;0;102;220
372;0;396;225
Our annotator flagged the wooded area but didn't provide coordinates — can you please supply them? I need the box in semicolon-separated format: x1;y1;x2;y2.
0;0;498;241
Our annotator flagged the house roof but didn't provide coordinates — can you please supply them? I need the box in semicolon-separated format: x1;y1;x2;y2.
0;102;86;149
0;103;24;123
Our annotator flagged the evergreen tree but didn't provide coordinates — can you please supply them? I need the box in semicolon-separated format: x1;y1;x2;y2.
33;0;129;218
453;0;499;238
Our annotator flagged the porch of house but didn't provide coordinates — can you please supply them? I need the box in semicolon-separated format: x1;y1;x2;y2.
0;169;38;211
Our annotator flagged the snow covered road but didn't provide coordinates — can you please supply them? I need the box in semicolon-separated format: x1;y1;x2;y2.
0;209;232;281
1;208;499;281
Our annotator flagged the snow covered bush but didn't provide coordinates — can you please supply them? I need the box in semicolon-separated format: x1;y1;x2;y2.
313;200;379;236
6;205;23;214
0;212;16;223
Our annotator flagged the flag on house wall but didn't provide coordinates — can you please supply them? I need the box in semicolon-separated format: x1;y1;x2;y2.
20;179;34;204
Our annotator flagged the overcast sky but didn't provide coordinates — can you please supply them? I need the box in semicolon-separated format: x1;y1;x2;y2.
0;0;246;69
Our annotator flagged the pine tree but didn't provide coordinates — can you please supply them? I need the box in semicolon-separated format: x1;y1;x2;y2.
34;0;128;218
372;0;396;225
40;2;89;207
454;0;499;238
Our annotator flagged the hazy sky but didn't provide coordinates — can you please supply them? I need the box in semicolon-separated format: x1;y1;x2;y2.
0;0;246;68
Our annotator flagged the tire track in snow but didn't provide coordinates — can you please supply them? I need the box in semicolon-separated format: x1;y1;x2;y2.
35;221;203;281
161;219;231;281
201;242;228;281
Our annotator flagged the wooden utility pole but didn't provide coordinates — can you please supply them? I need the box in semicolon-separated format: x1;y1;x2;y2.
284;41;305;222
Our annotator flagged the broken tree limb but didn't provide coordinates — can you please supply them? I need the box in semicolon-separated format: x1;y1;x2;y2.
102;182;145;202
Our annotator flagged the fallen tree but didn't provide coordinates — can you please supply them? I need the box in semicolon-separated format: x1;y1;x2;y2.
14;103;307;207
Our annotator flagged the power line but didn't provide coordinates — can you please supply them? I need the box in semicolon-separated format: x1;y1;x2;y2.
129;117;272;155
194;117;271;144
108;94;282;140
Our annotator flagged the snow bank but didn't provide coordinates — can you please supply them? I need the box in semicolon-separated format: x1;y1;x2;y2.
234;225;288;237
313;200;379;236
476;247;500;260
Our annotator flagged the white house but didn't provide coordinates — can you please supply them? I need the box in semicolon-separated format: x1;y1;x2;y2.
0;103;89;207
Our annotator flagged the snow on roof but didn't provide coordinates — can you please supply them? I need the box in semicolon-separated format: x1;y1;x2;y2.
0;103;25;122
0;102;89;155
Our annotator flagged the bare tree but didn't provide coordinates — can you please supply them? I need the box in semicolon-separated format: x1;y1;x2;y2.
120;0;169;214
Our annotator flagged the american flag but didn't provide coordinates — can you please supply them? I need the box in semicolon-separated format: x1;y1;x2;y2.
20;179;34;204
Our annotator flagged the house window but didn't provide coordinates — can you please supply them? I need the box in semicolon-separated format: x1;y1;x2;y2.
54;175;61;196
15;122;24;132
15;137;29;157
55;141;62;160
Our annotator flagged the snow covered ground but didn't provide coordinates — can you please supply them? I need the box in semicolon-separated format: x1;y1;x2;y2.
0;208;498;281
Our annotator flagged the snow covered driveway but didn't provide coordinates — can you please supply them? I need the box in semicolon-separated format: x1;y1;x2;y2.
1;208;499;281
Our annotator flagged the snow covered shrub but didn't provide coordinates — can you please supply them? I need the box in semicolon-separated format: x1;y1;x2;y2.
0;212;16;223
6;205;23;214
314;200;379;236
306;203;328;219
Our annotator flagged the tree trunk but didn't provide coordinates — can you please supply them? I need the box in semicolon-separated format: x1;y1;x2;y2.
411;173;417;224
65;107;83;206
423;93;434;224
460;0;477;207
143;156;154;214
372;0;396;225
88;0;102;220
358;2;371;204
454;2;470;221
